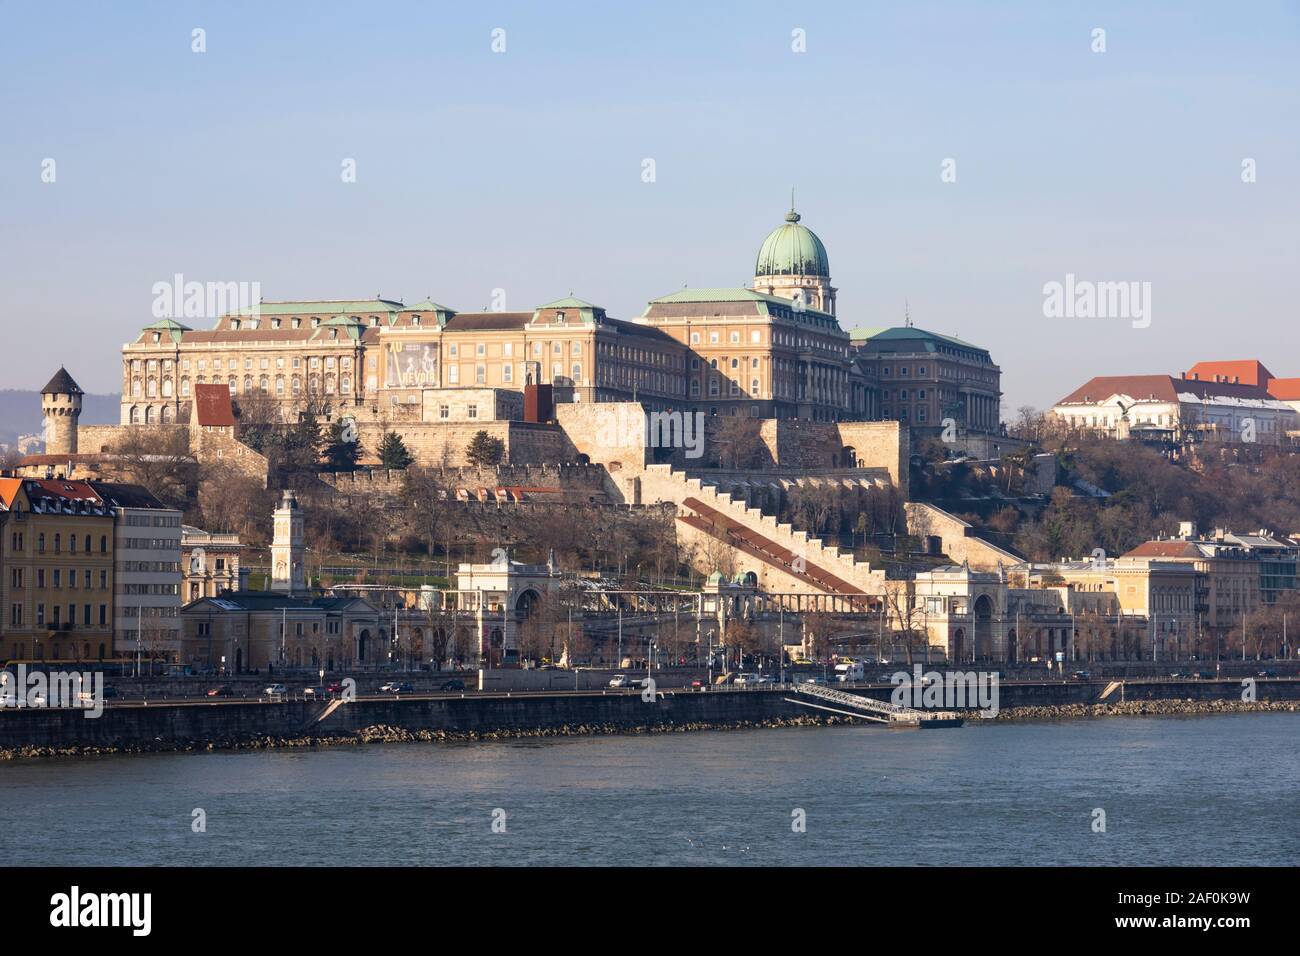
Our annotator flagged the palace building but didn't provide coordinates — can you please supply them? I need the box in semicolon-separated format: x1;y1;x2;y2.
115;208;861;427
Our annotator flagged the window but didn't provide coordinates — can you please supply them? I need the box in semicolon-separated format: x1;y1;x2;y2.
730;331;740;343
690;332;700;344
439;405;449;419
448;365;459;384
475;364;486;384
476;343;485;357
502;363;513;383
710;332;719;344
751;331;761;343
467;405;478;419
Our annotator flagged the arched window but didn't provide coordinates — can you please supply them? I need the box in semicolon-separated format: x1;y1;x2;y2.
243;375;252;393
144;406;154;424
146;377;158;398
259;375;269;392
162;378;173;398
180;377;191;396
161;405;172;423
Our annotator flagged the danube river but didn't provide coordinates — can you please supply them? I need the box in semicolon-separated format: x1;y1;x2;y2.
4;713;1297;866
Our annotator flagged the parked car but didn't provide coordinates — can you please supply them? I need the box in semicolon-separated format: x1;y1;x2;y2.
608;674;631;688
206;685;234;698
439;678;466;691
263;683;288;697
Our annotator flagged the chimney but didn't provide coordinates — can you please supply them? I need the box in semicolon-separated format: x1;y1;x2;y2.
1178;521;1196;539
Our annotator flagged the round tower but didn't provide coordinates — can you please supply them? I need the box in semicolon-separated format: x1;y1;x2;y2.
41;367;84;456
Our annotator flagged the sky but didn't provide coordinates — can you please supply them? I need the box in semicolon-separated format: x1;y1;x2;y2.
1;1;1296;413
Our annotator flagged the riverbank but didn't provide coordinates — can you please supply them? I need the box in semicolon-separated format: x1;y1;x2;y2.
5;696;1300;761
986;698;1300;722
0;713;845;761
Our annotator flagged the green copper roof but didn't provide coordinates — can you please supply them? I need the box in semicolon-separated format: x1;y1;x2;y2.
533;296;604;324
537;296;600;310
754;209;830;278
141;317;192;343
644;287;836;321
228;299;404;317
649;288;775;304
851;325;988;353
405;299;456;314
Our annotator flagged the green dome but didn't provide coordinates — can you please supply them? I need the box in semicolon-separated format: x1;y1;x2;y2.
754;209;829;278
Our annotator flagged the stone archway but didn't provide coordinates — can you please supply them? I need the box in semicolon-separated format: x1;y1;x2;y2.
1006;628;1018;665
951;628;965;664
358;629;370;664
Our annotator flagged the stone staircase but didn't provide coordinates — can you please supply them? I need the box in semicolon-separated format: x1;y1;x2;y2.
640;464;886;596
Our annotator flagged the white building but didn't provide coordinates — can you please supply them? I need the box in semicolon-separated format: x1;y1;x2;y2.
94;483;183;661
1050;374;1297;444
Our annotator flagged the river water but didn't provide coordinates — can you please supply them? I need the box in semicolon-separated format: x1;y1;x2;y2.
3;713;1297;866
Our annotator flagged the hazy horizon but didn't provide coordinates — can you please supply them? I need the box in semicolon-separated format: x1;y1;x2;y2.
2;1;1296;413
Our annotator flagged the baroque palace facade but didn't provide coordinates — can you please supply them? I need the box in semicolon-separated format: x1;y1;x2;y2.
116;208;1000;442
114;210;1003;455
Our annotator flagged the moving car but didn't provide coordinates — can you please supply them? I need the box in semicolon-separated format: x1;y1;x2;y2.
733;673;761;686
381;682;414;693
439;678;466;691
608;674;630;688
263;683;288;698
206;685;234;698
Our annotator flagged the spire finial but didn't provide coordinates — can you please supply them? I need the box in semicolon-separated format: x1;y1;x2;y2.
904;299;912;328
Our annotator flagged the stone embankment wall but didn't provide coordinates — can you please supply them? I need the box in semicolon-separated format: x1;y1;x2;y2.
3;679;1297;754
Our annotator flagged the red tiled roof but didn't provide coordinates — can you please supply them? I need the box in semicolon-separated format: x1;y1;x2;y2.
1123;541;1202;558
1267;377;1300;401
194;384;236;427
1056;375;1272;406
1184;360;1273;387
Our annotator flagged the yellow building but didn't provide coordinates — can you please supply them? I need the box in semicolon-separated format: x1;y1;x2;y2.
0;478;116;663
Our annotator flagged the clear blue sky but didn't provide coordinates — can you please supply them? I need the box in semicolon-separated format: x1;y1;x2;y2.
1;1;1296;413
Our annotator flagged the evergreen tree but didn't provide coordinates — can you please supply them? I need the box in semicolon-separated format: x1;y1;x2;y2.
323;418;362;471
464;430;505;467
377;430;414;470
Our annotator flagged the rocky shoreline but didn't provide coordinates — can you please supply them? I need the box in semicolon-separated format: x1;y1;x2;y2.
3;699;1297;762
0;714;845;762
985;698;1300;722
